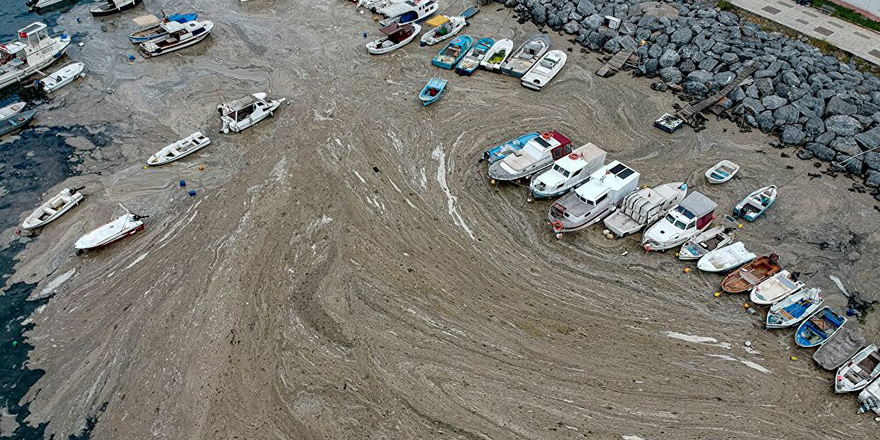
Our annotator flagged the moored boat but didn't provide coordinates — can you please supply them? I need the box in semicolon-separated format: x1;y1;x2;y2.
21;187;84;230
90;0;141;17
139;20;213;58
482;132;538;164
0;22;71;92
521;50;566;91
678;225;734;260
548;161;640;233
0;102;26;123
603;182;687;238
218;92;285;134
487;131;572;182
366;23;421;55
0;110;36;137
859;377;880;415
499;33;550;78
28;0;69;10
129;13;199;43
455;38;493;75
432;35;473;69
720;254;781;294
419;15;466;46
418;78;447;106
750;270;804;305
696;241;754;273
705;160;739;184
378;0;438;27
734;185;776;222
530;143;606;199
36;61;85;93
795;307;846;348
480;39;513;71
147;132;211;166
642;192;716;252
835;345;880;393
814;328;867;370
766;287;823;329
75;212;145;251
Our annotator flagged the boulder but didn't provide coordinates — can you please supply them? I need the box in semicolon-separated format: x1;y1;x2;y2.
804;117;825;137
797;149;815;160
793;96;825;119
643;58;659;77
581;13;602;30
659;49;680;68
745;84;759;99
755;77;774;96
825;95;858;116
547;12;563;29
686;70;713;84
854;126;880;149
728;86;746;102
659;67;682;84
815;131;836;145
648;43;662;59
563;20;580;34
684;81;708;95
781;125;805;145
757;111;776;133
762;95;787;110
865;170;880;188
806;142;837;161
718;11;738;26
679;59;696;74
576;0;596;16
865;151;880;171
781;70;801;86
774;105;799;125
603;37;620;53
825;115;862;136
698;57;719;72
670;27;693;46
720;52;739;65
830;136;861;156
739;97;764;114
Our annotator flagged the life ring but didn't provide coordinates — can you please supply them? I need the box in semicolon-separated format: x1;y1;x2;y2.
541;132;551;140
568;153;578;160
552;220;563;231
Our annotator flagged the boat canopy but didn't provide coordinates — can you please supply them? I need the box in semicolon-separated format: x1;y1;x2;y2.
813;328;867;370
380;23;403;35
161;21;187;33
555;143;605;173
132;14;161;27
425;15;448;27
679;192;716;218
223;95;262;114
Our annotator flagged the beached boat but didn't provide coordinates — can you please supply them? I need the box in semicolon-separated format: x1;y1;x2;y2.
720;255;781;294
642;192;716;252
603;182;687;238
530;143;606;199
859;378;880;415
432;35;473;69
28;0;69;10
814;328;867;370
418;78;447;106
795;307;846;348
36;61;85;93
419;15;466;46
705;160;739;184
21;187;84;230
487;131;572;182
548;161;640;233
835;345;880;393
766;287;824;329
521;50;566;91
139;20;213;58
455;38;493;75
378;0;438;27
147;132;211;166
0;22;71;92
678;226;733;260
219;92;285;134
750;270;804;305
480;39;513;71
499;33;550;78
482;132;538;164
0;110;35;137
697;242;754;273
90;0;141;17
734;185;776;222
0;102;26;123
129;13;199;43
75;212;145;250
366;23;421;55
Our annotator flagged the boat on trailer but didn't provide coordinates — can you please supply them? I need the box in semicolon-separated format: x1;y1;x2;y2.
734;185;777;222
90;0;141;17
378;0;438;27
705;160;739;184
750;270;804;305
499;33;550;78
139;20;213;58
21;187;84;230
36;61;86;93
521;50;567;91
603;182;687;238
835;345;880;393
678;225;734;260
366;23;421;54
129;13;199;43
642;192;717;252
75;210;146;251
487;131;572;182
548;161;640;233
530;143;606;199
418;77;447;106
147;132;211;166
765;287;823;329
720;254;781;294
218;92;285;134
432;35;473;69
455;38;494;75
482;132;538;164
795;307;846;348
480;39;513;71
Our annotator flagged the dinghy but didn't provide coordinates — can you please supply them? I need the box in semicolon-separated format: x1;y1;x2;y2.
521;50;567;91
766;287;823;329
28;0;68;10
678;226;734;260
0;110;35;137
859;378;880;415
697;242;755;273
0;102;26;124
36;61;85;93
219;92;285;134
814;328;867;370
366;23;421;55
21;188;84;230
750;270;804;305
705;160;739;184
482;132;538;164
603;182;687;238
734;185;776;222
480;39;513;71
129;13;198;43
835;345;880;393
530;143;606;199
147;132;211;166
795;307;846;348
91;0;141;17
642;192;716;252
418;78;447;106
487;131;572;182
499;33;550;78
378;0;438;27
548;161;640;233
455;38;494;76
75;212;145;250
720;254;781;294
139;20;213;58
432;35;473;70
419;15;466;46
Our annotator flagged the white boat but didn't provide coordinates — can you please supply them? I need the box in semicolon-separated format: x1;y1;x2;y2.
705;160;739;184
90;0;141;16
750;270;804;305
360;0;404;12
420;15;466;46
678;226;733;260
0;102;26;123
521;50;567;91
0;23;71;92
147;132;210;166
480;39;513;71
530;143;606;199
642;192;717;252
836;345;880;393
548;161;640;233
37;61;85;93
75;212;144;250
499;33;551;78
139;20;213;58
734;185;777;222
696;241;755;273
28;0;67;9
603;182;687;237
487;130;573;182
366;23;421;55
21;188;84;230
378;0;438;27
766;288;824;329
219;92;285;134
859;377;880;415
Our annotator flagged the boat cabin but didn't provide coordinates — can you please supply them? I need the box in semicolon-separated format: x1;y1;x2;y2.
220;94;265;122
380;0;437;23
573;162;639;207
537;52;563;70
532;143;606;192
519;41;544;60
2;23;51;66
664;192;716;233
380;23;415;44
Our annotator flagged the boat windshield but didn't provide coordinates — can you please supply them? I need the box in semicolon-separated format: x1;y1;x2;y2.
551;164;570;178
473;47;486;56
664;213;676;224
674;220;687;230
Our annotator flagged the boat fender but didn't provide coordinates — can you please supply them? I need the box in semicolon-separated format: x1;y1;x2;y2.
551;221;563;232
541;132;551;140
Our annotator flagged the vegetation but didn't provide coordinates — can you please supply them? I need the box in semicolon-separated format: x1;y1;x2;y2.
811;0;880;33
717;1;735;11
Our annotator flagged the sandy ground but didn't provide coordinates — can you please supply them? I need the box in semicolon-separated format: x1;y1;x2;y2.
3;0;880;438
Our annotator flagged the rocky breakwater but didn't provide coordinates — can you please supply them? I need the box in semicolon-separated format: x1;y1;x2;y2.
501;0;880;189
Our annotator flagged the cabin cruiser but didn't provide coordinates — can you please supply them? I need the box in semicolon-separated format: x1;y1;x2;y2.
548;161;640;232
0;22;70;92
378;0;438;27
530;143;605;199
218;92;285;134
139;20;213;58
487;131;572;182
603;182;687;237
642;191;717;251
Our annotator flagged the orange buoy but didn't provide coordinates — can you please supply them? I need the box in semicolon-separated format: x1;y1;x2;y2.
552;220;564;232
568;153;578;160
541;132;551;140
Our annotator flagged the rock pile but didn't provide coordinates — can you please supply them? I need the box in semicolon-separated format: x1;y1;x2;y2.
501;0;880;188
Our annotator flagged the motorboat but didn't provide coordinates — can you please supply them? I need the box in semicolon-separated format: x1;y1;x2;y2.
720;254;781;294
521;50;567;91
549;161;640;233
418;78;447;106
36;61;85;93
734;185;776;222
75;212;145;251
642;192;717;252
218;92;285;134
766;288;824;329
859;377;880;415
139;20;214;58
90;0;141;17
420;15;466;46
455;38;493;75
129;13;199;43
835;345;880;393
0;102;26;123
487;131;572;182
678;225;734;260
705;160;739;184
147;132;211;166
432;35;473;70
696;242;755;273
482;132;538;164
378;0;438;27
28;0;69;9
0;22;71;92
530;143;606;199
750;270;804;305
21;187;84;230
366;23;421;55
499;33;550;78
480;39;513;71
795;307;846;348
603;182;687;237
0;110;36;137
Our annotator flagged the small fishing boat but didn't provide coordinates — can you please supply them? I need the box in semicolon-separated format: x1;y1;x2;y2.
378;0;438;27
75;212;145;251
36;61;85;93
766;288;823;329
859;378;880;415
734;185;776;222
480;39;513;71
642;192;717;252
0;23;71;93
487;131;572;182
705;160;739;184
603;183;687;238
750;270;804;305
147;132;211;166
21;187;84;230
366;23;421;55
499;33;550;78
482;132;538;164
521;50;567;91
795;307;846;348
835;345;880;393
28;0;69;10
678;226;733;260
530;143;606;199
432;35;473;70
0;102;26;123
128;13;199;43
720;254;781;294
697;242;755;273
814;328;867;370
219;92;285;134
0;110;36;137
419;15;466;46
418;78;447;106
139;20;213;58
455;38;494;76
548;161;640;233
90;0;141;17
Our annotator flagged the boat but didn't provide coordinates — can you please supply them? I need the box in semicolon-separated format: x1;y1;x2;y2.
419;16;466;46
705;160;739;184
696;242;755;273
814;328;867;370
360;0;404;12
455;38;494;75
603;182;687;238
750;270;804;305
521;50;567;91
487;131;572;182
21;187;84;230
0;102;26;123
480;39;513;71
75;212;145;251
766;287;823;329
499;33;550;78
835;345;880;393
642;192;717;252
734;185;777;222
0;22;71;92
530;143;606;199
720;255;781;294
366;23;421;55
90;0;141;17
548;161;640;233
128;13;199;43
482;132;538;164
0;110;36;137
139;20;214;58
859;377;880;415
418;78;447;106
147;132;211;166
432;35;473;70
218;92;285;134
678;226;734;260
378;0;438;27
28;0;69;10
36;61;85;93
795;307;846;348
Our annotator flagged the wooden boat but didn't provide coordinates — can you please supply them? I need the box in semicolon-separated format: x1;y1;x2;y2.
697;242;755;273
487;131;572;182
734;185;776;222
147;132;211;165
814;328;867;370
90;0;141;17
705;160;739;184
366;23;421;55
37;61;85;93
499;33;550;78
603;182;687;238
419;15;465;46
432;35;473;70
75;212;145;250
642;192;717;252
678;225;733;260
455;38;494;76
129;13;198;43
219;92;285;134
835;345;880;393
21;187;84;230
548;161;640;233
750;270;804;305
766;287;823;329
795;307;846;348
531;143;606;199
521;50;567;91
720;254;780;294
482;132;538;164
378;0;438;27
139;20;213;58
0;102;26;123
480;39;513;71
418;78;447;106
0;110;35;137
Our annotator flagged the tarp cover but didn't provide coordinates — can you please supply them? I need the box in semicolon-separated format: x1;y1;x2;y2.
425;15;449;27
813;327;866;370
680;192;717;217
132;15;161;27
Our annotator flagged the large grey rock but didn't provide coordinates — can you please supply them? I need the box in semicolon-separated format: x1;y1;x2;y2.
718;11;738;26
826;96;858;116
825;115;862;136
659;67;682;84
836;154;864;175
643;58;659;77
576;0;596;16
762;95;787;110
806;142;837;161
531;5;547;24
774;105;799;125
603;37;620;53
745;84;759;99
582;13;602;30
815;131;836;145
720;52;739;65
831;136;861;156
679;59;696;74
728;86;746;102
659;49;680;68
547;12;563;29
757;111;776;133
698;57;719;72
684;81;708;95
670;27;693;45
865;151;880;171
805;117;825;137
855;126;880;149
686;70;713;84
564;20;580;34
794;96;825;119
865;170;880;188
648;43;663;59
740;97;764;114
782;125;805;145
755;78;774;96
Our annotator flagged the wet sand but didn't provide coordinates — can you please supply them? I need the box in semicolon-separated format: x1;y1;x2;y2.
4;1;880;438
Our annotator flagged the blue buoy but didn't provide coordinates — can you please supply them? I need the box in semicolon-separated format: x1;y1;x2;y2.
128;54;135;61
179;180;186;187
188;190;196;197
846;308;856;316
363;31;367;38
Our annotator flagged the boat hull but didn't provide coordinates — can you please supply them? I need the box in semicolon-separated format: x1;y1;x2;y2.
0;110;36;136
22;190;84;230
140;31;211;58
0;36;70;92
90;0;141;17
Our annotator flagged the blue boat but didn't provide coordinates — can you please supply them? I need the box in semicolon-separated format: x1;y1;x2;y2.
482;132;539;164
733;185;777;222
0;110;36;137
795;307;846;348
419;78;447;106
128;13;199;43
455;37;494;76
432;35;473;70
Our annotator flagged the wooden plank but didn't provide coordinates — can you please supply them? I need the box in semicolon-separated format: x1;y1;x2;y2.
674;64;757;124
596;49;634;77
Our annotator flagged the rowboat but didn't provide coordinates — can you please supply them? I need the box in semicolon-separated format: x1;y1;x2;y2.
521;50;567;91
0;110;36;137
21;187;84;230
480;39;513;71
482;132;538;164
750;270;804;305
696;241;755;273
455;38;494;76
765;287;823;329
129;13;199;43
835;345;880;393
795;307;846;348
147;132;211;165
705;160;739;184
734;185;776;222
139;20;213;58
419;15;465;46
432;35;473;69
366;23;421;55
678;225;733;260
499;33;550;78
720;254;780;294
418;78;447;106
75;213;145;251
37;61;86;93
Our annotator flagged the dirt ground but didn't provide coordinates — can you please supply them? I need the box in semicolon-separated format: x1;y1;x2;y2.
4;0;880;438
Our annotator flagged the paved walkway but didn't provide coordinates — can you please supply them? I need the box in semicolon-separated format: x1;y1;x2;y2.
730;0;880;66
